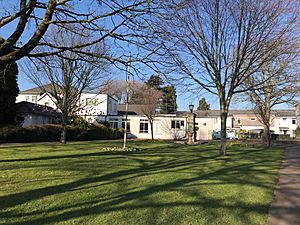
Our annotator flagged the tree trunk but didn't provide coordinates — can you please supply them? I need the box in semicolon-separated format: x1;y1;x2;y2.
220;112;228;155
60;113;67;144
150;121;154;140
263;124;271;147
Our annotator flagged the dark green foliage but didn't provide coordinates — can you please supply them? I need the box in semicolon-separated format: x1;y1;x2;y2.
160;85;177;113
197;97;210;110
69;116;91;130
0;124;124;143
0;62;19;124
145;75;177;114
144;74;164;89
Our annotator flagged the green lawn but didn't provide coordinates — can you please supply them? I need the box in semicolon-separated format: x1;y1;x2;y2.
0;140;282;225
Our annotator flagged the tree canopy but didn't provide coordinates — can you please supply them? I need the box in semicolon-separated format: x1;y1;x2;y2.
0;62;19;124
197;98;210;111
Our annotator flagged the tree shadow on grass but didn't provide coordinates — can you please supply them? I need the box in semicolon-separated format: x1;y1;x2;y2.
0;144;281;225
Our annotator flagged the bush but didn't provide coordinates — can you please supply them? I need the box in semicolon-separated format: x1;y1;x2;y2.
296;127;300;139
0;124;124;143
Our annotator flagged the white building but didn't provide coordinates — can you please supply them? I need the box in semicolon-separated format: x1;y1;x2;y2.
97;106;296;140
16;84;118;123
97;106;233;140
16;85;297;139
273;110;297;138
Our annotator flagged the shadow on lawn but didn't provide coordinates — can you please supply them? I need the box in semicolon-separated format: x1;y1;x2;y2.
0;144;279;225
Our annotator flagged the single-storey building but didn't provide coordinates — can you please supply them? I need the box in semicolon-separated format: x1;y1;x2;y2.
16;101;61;127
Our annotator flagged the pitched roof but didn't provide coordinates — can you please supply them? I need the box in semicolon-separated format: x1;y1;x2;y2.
117;104;149;116
16;101;61;117
116;104;296;118
272;110;296;117
19;84;60;94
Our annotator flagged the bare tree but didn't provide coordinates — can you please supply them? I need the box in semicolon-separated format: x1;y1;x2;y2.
0;0;156;71
245;53;300;147
99;80;140;104
131;84;162;140
23;29;109;144
146;0;299;155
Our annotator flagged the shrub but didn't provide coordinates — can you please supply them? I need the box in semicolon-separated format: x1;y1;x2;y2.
0;123;124;143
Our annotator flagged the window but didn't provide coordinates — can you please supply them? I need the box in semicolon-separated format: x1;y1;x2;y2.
86;98;93;105
25;96;30;101
292;119;296;124
250;118;256;121
32;96;37;103
140;119;148;133
236;118;241;124
171;120;184;129
282;118;287;121
122;119;130;132
44;102;49;106
109;118;118;128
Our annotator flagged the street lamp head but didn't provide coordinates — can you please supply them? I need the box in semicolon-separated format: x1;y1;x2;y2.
189;104;194;113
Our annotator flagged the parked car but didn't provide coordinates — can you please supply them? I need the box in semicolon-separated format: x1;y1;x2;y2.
212;130;236;140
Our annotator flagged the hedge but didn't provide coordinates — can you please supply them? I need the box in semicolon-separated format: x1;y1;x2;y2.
0;124;124;143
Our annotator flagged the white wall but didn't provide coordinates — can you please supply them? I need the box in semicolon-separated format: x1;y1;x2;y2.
17;92;117;123
274;117;297;137
195;117;215;140
211;116;233;131
98;115;188;140
98;115;221;140
16;93;58;110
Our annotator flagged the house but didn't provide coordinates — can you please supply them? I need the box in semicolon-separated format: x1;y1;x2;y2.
16;84;58;109
97;106;234;140
16;84;118;123
16;84;298;139
97;106;297;140
231;110;296;138
273;110;297;138
75;93;117;123
16;101;61;127
97;105;187;140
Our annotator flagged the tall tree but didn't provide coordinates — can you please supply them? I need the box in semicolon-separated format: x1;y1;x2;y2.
147;0;299;155
197;98;210;111
245;54;300;147
0;62;19;124
23;28;108;144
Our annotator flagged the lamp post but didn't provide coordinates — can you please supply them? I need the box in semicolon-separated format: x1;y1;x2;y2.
189;104;194;113
123;52;131;149
187;104;196;144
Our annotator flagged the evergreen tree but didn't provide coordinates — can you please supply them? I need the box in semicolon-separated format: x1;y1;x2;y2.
197;97;210;110
144;75;164;89
161;85;177;113
145;75;177;114
0;62;19;124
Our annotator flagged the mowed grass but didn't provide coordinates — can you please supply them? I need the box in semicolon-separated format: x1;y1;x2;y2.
0;140;282;225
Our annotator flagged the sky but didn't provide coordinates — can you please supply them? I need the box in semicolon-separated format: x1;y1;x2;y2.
0;1;295;111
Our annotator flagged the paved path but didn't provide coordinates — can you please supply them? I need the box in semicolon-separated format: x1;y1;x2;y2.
267;144;300;225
